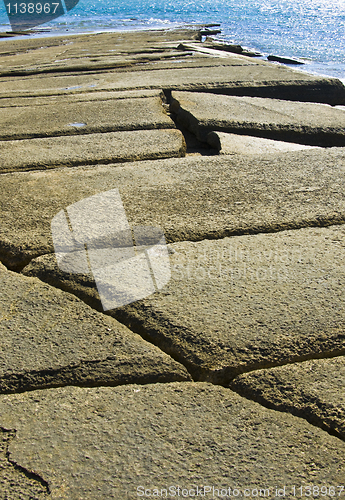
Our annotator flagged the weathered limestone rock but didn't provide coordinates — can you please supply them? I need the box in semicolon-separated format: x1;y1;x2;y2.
0;129;186;173
171;91;345;146
24;226;345;383
0;94;174;140
230;356;345;440
0;383;344;498
207;131;318;154
0;61;344;104
2;150;345;270
0;262;190;393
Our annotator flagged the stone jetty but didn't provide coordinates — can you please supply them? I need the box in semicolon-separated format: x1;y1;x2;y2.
0;28;345;499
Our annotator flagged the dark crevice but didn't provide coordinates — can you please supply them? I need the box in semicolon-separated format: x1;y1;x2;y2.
164;81;345;106
162;88;216;155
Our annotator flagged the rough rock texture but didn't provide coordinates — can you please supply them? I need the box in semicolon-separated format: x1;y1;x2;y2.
24;226;345;383
0;64;345;105
230;356;345;440
0;262;190;393
0;383;344;499
207;131;317;154
0;129;186;173
171;91;345;146
1;64;345;104
0;428;50;499
1;27;345;497
2;150;345;270
0;94;174;140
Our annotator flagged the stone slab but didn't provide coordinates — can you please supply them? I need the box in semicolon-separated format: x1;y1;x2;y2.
0;89;163;108
23;226;345;384
0;64;344;104
207;131;318;154
0;262;190;393
171;91;345;146
0;129;186;173
230;356;345;440
0;382;344;498
2;150;345;270
0;94;174;140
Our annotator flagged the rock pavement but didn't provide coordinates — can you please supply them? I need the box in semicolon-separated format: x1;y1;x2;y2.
0;129;185;172
2;149;345;270
170;91;345;146
0;26;345;498
1;383;345;499
23;225;345;382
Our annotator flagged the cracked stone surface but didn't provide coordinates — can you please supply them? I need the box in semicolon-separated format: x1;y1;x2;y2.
24;225;345;383
0;94;174;140
2;149;345;269
171;91;345;146
0;262;190;393
0;383;344;499
230;356;345;440
0;428;50;499
1;63;344;104
0;129;186;173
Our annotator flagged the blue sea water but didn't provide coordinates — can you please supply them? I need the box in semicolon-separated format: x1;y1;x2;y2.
0;0;344;82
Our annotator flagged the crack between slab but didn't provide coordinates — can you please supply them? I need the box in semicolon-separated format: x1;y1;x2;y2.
2;232;345;442
110;306;345;388
1;427;51;495
105;308;345;443
0;357;191;395
227;383;345;444
3;215;345;273
1;259;344;443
